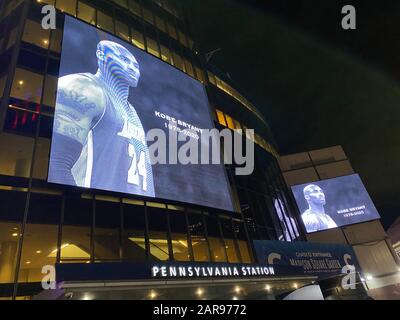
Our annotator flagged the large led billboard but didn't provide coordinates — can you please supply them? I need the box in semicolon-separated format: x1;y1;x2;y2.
291;174;380;233
48;16;234;212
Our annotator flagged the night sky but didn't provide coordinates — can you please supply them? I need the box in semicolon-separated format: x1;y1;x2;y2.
172;0;400;229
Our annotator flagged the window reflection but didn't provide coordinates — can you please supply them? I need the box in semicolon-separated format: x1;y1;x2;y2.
146;38;160;58
113;0;128;9
142;8;154;25
155;16;166;33
188;212;210;261
172;52;184;71
184;59;194;78
32;137;51;180
169;212;190;261
233;221;252;263
116;20;130;42
61;197;93;263
49;29;62;53
22;20;50;50
123;202;146;262
77;2;96;25
167;23;178;40
128;0;141;17
195;67;205;83
18;193;61;283
160;45;172;64
42;74;57;107
94;200;121;261
178;31;187;47
204;215;227;262
56;0;77;16
10;68;43;104
220;219;240;263
147;207;169;261
0;190;25;284
97;11;114;33
0;132;34;178
131;28;145;50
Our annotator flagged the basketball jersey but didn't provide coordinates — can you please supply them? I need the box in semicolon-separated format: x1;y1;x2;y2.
72;73;155;197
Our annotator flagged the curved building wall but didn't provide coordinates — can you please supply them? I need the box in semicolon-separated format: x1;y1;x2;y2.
0;0;304;299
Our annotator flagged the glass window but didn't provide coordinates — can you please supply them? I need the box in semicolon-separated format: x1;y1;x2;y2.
187;212;209;261
184;59;194;77
172;52;184;71
42;74;57;107
147;202;165;209
61;196;93;263
164;2;180;19
0;132;34;178
146;37;160;58
224;114;235;130
18;193;61;283
10;68;43;104
178;31;188;47
147;207;169;261
17;49;46;73
131;27;145;50
195;67;205;83
113;0;128;9
123;198;144;206
49;29;62;53
142;8;154;25
128;0;141;17
207;72;216;85
233;221;252;263
160;45;172;64
94;200;121;261
204;215;227;262
155;16;166;33
169;212;190;261
77;2;96;25
4;104;38;135
216;110;226;127
0;189;26;284
187;37;194;50
167;23;178;40
167;204;184;211
115;20;130;42
97;11;114;33
22;19;50;50
32;136;51;180
123;202;146;262
220;218;240;263
56;0;77;16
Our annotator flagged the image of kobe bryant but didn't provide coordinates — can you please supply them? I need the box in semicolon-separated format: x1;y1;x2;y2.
49;40;155;197
301;184;337;233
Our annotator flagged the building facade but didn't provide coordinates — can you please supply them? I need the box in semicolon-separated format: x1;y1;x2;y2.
279;146;400;300
0;0;307;300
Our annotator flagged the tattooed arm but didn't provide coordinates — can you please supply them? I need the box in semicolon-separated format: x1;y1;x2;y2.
49;74;106;185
